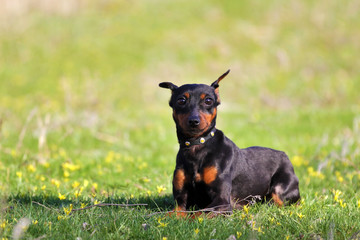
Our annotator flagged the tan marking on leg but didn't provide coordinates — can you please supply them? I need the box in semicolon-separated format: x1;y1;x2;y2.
202;166;218;185
169;206;187;218
272;193;284;207
173;169;186;191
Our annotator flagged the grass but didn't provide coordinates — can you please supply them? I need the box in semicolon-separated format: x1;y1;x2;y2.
1;0;360;239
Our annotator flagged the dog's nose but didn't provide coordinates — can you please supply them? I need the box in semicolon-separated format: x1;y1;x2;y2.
188;116;200;127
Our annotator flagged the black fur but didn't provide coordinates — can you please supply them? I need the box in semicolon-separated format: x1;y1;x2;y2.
159;70;300;214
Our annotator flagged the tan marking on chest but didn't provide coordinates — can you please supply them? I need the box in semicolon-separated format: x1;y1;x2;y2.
173;169;186;190
202;166;218;184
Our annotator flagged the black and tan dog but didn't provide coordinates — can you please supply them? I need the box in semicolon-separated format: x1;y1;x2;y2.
159;70;300;215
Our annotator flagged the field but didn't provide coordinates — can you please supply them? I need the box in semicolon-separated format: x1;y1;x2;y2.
1;0;360;239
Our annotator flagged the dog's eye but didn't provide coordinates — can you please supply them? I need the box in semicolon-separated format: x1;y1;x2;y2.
204;98;213;106
177;97;186;106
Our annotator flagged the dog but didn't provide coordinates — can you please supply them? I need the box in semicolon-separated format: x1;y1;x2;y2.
159;70;300;215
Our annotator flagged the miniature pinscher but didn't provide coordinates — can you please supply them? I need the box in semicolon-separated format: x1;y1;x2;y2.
159;70;300;215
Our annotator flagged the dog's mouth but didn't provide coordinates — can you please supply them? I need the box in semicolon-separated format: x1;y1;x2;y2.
181;124;210;139
174;110;216;138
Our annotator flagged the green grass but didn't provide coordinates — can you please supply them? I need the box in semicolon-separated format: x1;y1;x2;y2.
1;0;360;239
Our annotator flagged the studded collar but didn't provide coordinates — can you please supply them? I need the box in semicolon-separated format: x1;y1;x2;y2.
179;129;216;148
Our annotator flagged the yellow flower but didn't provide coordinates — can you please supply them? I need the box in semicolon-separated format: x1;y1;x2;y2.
297;213;305;219
140;177;151;183
32;220;38;225
339;199;347;208
83;179;89;188
243;205;249;215
62;162;80;171
147;190;152;196
105;151;115;163
63;204;73;215
158;221;168;228
41;185;46;190
116;164;123;173
157;217;168;228
72;181;80;189
157;185;166;194
47;221;52;231
1;220;8;229
94;200;100;205
74;190;82;198
11;149;17;157
357;199;360;208
63;170;70;178
335;171;344;183
236;231;242;238
194;228;200;234
51;179;60;188
92;183;98;190
332;189;342;202
307;167;325;179
27;164;36;173
41;162;50;168
58;192;66;200
198;217;203;223
40;176;45;181
16;171;22;179
162;237;167;240
80;203;87;208
291;155;307;167
138;162;148;170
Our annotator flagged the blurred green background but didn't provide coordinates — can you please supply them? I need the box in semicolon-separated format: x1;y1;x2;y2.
0;0;359;202
1;0;360;239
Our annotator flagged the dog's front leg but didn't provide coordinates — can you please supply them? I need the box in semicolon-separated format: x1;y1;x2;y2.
171;168;189;217
205;180;233;215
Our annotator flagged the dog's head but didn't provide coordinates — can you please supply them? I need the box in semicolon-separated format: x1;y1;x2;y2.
159;70;230;138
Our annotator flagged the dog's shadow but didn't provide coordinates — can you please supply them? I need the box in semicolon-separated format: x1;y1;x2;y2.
7;193;175;214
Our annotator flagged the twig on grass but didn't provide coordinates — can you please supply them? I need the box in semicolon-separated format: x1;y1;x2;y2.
71;203;148;213
146;195;262;218
31;201;59;212
146;206;233;218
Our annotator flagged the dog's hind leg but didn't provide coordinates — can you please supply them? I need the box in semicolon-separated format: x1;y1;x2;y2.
269;156;301;206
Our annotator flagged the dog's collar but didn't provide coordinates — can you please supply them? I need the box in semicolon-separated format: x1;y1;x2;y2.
179;130;216;148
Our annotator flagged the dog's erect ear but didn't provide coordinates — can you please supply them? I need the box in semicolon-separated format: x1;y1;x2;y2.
210;69;230;89
210;69;230;104
159;82;178;91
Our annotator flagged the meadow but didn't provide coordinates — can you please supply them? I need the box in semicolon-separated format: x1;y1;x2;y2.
0;0;360;239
